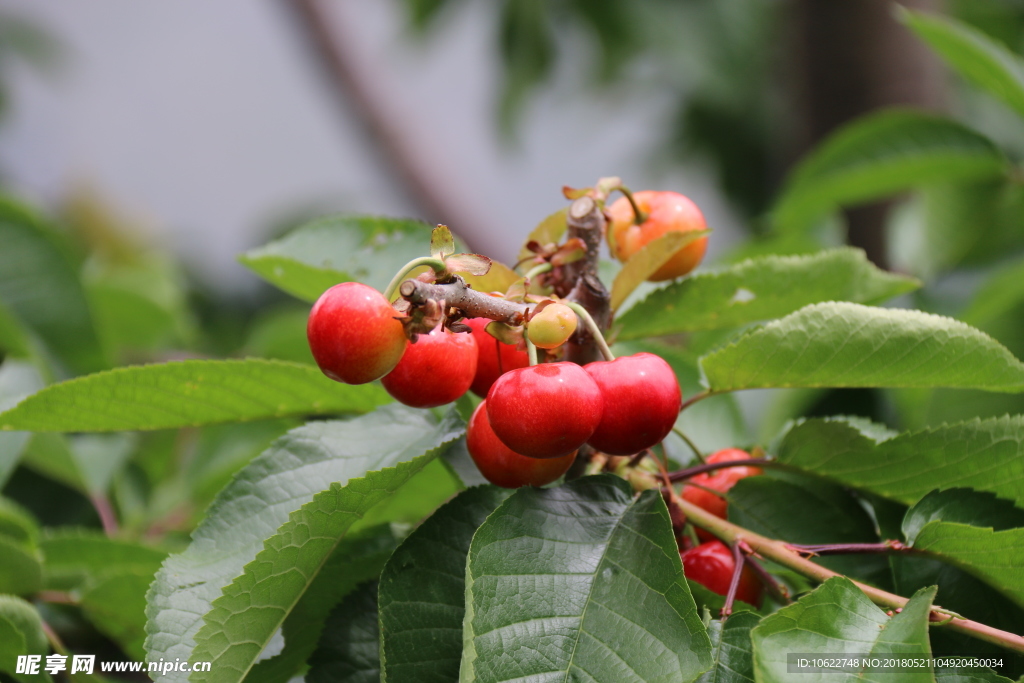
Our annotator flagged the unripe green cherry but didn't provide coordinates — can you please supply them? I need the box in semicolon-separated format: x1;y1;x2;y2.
527;303;577;349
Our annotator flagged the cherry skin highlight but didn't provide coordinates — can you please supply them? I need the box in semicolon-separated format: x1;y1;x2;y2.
680;540;763;607
465;317;530;398
381;327;477;408
486;362;604;459
467;401;576;488
585;352;681;455
307;282;408;385
607;190;708;282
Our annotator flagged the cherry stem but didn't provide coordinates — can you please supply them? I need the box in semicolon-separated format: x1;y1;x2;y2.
626;448;652;468
787;540;910;556
744;555;791;604
720;541;747;619
671;426;706;463
667;457;774;483
564;301;615;361
383;256;448;300
90;493;119;537
525;336;539;367
679;391;713;413
616;186;648;225
663;488;1024;653
523;262;553;281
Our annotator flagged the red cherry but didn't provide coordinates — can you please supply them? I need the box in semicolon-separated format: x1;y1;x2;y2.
584;353;681;455
680;540;763;606
465;318;530;397
681;448;762;520
381;328;477;408
607;190;708;282
486;362;603;459
467;401;576;488
307;282;408;385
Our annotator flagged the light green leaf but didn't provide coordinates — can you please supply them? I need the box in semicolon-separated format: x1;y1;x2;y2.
751;579;936;682
0;359;42;487
700;302;1024;392
935;669;1013;683
772;110;1005;235
81;569;157;661
610;230;710;312
616;248;919;338
696;612;759;683
518;207;567;262
0;535;43;595
776;416;1024;508
902;9;1024;120
0;594;50;683
0;196;108;374
460;475;713;683
430;224;456;259
904;490;1024;609
39;529;166;590
244;526;397;683
239;215;437;302
0;359;390;433
0;499;39;547
0;300;32;359
379;486;511;683
306;581;380;683
960;256;1024;328
144;405;464;683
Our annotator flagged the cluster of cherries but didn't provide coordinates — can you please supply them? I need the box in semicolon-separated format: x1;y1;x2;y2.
306;187;760;605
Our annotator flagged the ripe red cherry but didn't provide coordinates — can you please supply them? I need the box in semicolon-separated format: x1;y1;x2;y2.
607;190;708;282
681;448;763;520
467;401;576;488
486;362;603;459
465;317;530;397
307;282;408;385
381;328;477;408
584;353;681;455
680;540;763;607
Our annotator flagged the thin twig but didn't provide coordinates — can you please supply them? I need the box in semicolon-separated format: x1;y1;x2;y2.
721;542;746;619
671;426;706;463
679;391;713;413
667;457;773;483
90;494;119;536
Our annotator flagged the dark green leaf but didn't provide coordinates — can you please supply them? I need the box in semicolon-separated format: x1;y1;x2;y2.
701;303;1024;392
0;498;39;547
0;595;49;683
616;248;919;339
144;406;464;683
777;416;1024;508
39;529;166;590
306;581;380;683
0;359;390;432
750;579;936;682
0;196;107;374
0;535;42;595
379;486;511;683
80;569;156;660
902;9;1024;120
697;612;759;683
903;490;1024;608
772;110;1005;235
461;474;713;682
239;215;437;302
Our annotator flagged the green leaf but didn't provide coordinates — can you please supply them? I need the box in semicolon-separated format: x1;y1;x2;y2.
144;405;463;683
306;581;380;683
903;489;1024;608
239;215;437;301
460;474;713;682
935;669;1013;683
0;498;39;547
430;224;456;259
378;485;511;683
960;256;1024;328
0;300;32;359
0;359;390;432
727;476;889;587
244;526;397;683
901;9;1024;121
0;196;108;374
0;359;42;487
777;416;1024;508
0;535;43;595
751;579;936;682
902;489;1024;545
772;110;1005;235
697;612;759;683
0;594;49;682
616;248;919;339
518;207;567;262
700;302;1024;392
81;569;157;661
39;529;166;590
610;230;710;312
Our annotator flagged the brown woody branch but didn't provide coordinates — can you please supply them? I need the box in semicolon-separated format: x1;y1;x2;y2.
399;278;533;325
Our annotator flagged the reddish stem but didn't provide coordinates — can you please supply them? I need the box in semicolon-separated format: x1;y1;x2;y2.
90;494;119;536
667;458;773;483
787;540;909;556
721;542;746;619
